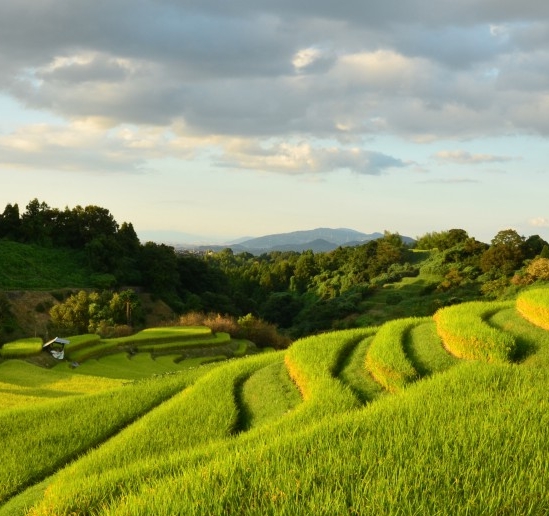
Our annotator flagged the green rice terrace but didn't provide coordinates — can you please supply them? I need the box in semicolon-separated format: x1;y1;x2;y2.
2;287;549;514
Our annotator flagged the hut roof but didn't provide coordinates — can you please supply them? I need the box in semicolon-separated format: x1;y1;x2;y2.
43;337;70;348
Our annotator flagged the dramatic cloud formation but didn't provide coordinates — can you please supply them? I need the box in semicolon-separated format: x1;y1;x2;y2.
0;1;548;241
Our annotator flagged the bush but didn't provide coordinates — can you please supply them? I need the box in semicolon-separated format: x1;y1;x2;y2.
179;311;291;349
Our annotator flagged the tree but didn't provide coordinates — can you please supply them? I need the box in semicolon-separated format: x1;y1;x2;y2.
0;203;21;240
525;257;549;282
415;229;469;251
524;235;549;259
291;250;318;293
21;199;54;245
480;229;526;276
139;242;180;298
50;289;142;335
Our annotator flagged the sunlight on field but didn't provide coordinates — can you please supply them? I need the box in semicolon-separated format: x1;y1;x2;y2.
3;292;549;514
0;360;122;410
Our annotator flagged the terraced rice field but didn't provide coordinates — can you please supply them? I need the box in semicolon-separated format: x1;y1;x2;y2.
2;289;549;514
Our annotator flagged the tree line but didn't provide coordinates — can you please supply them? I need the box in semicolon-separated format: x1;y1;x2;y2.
2;199;549;339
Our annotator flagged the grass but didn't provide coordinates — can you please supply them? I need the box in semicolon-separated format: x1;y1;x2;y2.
238;355;302;429
0;360;122;409
434;301;517;363
0;372;193;504
56;352;227;381
516;287;549;331
405;319;459;376
365;317;421;392
65;326;221;362
5;289;549;514
338;329;385;403
0;337;42;358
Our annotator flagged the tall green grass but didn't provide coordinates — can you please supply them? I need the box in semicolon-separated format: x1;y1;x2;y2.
0;337;42;358
405;319;459;376
0;373;191;504
516;287;549;331
44;361;549;516
365;317;421;392
238;355;302;429
66;326;217;362
0;360;122;409
434;301;517;362
25;353;280;515
24;330;368;515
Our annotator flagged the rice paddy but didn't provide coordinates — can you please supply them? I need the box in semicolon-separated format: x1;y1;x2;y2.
2;290;549;515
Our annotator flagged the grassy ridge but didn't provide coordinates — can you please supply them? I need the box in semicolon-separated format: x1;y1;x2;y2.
365;317;422;392
339;330;386;404
239;357;303;429
66;326;217;361
5;291;549;514
0;360;122;409
0;373;193;504
61;353;226;380
434;301;517;362
516;287;549;331
405;319;458;376
0;337;42;358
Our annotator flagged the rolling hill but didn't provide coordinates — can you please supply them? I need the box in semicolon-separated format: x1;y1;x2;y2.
2;286;549;514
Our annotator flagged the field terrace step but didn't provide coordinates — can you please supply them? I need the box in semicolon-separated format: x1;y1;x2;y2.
365;317;422;393
434;301;517;363
516;287;549;331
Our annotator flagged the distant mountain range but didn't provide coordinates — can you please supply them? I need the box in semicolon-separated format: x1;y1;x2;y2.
173;228;415;254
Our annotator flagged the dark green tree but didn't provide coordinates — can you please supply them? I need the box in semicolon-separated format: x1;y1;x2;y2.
480;229;526;276
0;203;21;240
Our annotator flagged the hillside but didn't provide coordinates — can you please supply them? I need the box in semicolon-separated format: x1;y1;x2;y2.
2;287;549;514
0;240;95;290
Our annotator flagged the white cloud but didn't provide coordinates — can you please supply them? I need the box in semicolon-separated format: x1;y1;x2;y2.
529;217;549;228
0;121;199;173
217;140;407;175
433;150;517;164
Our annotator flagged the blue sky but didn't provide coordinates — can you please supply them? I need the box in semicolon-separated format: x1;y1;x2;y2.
1;1;549;244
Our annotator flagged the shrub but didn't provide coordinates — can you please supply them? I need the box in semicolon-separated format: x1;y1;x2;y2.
179;311;291;349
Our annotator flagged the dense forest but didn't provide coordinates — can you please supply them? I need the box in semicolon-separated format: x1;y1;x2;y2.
2;199;549;341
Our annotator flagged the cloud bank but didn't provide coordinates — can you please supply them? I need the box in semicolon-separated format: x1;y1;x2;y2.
1;1;549;174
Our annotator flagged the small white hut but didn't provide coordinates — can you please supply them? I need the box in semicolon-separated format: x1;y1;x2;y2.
43;337;70;360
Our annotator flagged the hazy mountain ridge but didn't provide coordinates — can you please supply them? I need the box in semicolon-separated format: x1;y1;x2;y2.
175;228;415;254
237;228;381;249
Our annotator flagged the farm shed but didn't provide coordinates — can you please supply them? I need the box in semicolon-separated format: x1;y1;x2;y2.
43;337;70;360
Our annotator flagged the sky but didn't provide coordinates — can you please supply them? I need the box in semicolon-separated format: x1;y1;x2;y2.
1;1;549;245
